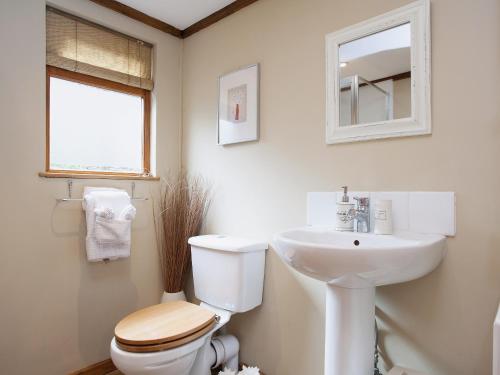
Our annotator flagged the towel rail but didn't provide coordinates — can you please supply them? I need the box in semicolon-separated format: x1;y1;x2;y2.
56;180;148;202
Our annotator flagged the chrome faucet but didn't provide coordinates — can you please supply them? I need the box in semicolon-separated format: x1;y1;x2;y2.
349;197;370;233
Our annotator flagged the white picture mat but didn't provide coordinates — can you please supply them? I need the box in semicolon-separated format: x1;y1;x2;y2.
218;64;259;145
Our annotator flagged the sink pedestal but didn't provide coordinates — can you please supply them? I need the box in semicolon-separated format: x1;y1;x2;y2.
325;285;375;375
274;227;447;375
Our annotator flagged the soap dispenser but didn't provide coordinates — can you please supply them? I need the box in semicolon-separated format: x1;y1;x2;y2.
336;186;354;231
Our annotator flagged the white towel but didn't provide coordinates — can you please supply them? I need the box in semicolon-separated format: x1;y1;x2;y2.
82;187;135;262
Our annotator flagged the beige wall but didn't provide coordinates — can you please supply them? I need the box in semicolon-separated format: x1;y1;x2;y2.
0;0;181;373
339;78;409;125
2;0;499;374
394;77;411;119
182;0;500;374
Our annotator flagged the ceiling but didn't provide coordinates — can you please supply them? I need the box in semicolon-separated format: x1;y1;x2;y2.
339;23;411;81
340;48;411;81
339;23;410;63
118;0;237;29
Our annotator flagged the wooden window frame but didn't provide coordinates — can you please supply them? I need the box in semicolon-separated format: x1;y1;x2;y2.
43;65;154;180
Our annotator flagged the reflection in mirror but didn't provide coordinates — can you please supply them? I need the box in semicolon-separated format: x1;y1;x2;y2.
339;23;411;126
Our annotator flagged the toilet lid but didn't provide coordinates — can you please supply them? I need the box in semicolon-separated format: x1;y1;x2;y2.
115;321;215;353
115;301;216;346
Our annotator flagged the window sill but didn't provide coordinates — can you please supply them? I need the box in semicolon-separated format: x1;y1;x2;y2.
39;171;160;181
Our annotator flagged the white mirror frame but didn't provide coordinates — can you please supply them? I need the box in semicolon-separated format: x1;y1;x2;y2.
326;0;431;144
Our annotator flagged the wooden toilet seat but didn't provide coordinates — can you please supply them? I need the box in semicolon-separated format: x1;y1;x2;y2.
114;301;216;353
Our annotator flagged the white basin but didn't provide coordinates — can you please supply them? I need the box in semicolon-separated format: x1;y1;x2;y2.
273;227;447;375
274;227;446;287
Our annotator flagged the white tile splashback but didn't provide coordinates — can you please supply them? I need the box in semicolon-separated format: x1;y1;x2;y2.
306;192;336;226
307;191;456;236
409;192;456;236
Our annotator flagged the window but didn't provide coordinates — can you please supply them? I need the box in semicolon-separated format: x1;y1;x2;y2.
44;7;154;178
47;67;150;175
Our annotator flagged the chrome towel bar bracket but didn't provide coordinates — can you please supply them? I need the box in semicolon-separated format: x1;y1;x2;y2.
56;180;148;202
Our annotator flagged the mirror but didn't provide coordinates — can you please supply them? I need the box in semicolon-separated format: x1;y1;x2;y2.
339;23;411;126
326;0;430;144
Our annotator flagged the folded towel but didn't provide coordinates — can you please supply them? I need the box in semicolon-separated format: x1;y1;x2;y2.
119;205;137;221
94;217;131;244
83;187;135;262
95;207;115;219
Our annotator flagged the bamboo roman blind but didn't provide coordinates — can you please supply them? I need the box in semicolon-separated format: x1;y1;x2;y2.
46;7;153;90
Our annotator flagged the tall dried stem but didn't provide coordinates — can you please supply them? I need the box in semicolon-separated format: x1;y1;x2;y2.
154;172;210;293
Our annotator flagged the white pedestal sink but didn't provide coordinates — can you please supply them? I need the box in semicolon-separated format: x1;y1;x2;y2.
274;227;446;375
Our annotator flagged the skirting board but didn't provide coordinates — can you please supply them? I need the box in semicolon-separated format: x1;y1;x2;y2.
68;358;117;375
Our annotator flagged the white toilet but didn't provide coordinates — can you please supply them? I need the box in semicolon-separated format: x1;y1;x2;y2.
110;235;268;375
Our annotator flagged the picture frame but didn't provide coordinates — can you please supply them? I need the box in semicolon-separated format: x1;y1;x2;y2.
218;64;260;145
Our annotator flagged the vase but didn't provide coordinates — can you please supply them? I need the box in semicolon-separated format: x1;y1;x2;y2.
161;290;186;303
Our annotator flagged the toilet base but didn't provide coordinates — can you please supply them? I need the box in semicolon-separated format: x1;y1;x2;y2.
111;304;235;375
111;335;207;375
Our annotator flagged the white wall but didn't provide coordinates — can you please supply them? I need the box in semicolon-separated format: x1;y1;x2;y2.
182;0;500;374
0;0;182;373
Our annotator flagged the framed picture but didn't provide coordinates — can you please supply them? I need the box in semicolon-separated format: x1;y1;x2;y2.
218;64;260;145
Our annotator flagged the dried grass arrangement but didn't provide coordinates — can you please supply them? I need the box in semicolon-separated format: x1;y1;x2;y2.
154;172;211;294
